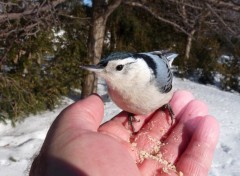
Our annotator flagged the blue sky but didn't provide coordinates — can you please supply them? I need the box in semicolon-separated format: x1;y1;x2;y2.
83;0;92;6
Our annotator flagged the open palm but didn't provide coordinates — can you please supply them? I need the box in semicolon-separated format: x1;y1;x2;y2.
30;90;219;176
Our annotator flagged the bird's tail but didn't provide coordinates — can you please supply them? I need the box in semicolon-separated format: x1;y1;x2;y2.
150;50;178;67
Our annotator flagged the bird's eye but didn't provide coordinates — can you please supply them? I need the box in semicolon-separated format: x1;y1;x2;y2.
116;65;124;71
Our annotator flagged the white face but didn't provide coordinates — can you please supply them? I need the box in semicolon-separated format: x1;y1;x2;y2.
98;58;135;80
97;58;152;88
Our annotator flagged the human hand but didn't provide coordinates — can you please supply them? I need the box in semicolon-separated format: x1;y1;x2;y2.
30;90;219;176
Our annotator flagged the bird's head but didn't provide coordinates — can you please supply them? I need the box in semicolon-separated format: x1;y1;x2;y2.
81;51;178;90
81;52;151;87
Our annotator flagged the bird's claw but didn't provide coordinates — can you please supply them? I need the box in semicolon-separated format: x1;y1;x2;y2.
128;113;140;134
162;103;175;125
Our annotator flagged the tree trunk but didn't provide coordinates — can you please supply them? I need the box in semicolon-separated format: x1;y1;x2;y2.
185;29;196;60
81;0;122;98
81;16;106;98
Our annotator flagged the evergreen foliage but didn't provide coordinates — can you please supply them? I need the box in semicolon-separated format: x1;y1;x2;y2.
0;2;88;124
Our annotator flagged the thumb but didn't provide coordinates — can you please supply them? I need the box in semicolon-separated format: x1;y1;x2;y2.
59;94;105;132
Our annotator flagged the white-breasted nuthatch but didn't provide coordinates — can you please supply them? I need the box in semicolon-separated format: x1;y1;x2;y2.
81;50;178;132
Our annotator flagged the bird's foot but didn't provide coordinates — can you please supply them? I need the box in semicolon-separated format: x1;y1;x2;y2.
128;113;140;134
162;103;175;125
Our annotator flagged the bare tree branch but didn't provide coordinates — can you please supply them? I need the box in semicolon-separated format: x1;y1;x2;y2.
168;0;203;10
58;13;91;20
0;0;65;23
208;0;240;12
105;0;123;18
206;3;237;35
124;1;190;36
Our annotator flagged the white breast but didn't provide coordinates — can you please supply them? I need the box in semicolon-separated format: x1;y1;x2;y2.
107;82;173;115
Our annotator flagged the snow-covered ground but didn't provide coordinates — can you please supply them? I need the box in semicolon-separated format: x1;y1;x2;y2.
0;77;239;176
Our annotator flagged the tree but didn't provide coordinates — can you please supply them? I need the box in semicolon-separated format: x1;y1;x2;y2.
81;0;122;98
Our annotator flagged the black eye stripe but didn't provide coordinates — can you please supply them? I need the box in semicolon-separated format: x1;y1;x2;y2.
133;53;157;77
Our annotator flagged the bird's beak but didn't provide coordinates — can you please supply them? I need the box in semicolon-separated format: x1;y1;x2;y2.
80;65;104;73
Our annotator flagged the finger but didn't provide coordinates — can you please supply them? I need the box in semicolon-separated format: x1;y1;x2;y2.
137;99;208;175
138;159;181;176
160;100;209;163
176;116;219;176
170;90;195;120
56;94;104;133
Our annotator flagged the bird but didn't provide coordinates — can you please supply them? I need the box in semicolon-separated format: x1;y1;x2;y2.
81;50;178;133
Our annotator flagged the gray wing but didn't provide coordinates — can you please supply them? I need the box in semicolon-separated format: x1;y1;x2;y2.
159;63;173;93
147;51;178;93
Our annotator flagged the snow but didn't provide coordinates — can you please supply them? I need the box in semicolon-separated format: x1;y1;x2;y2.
0;77;240;176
